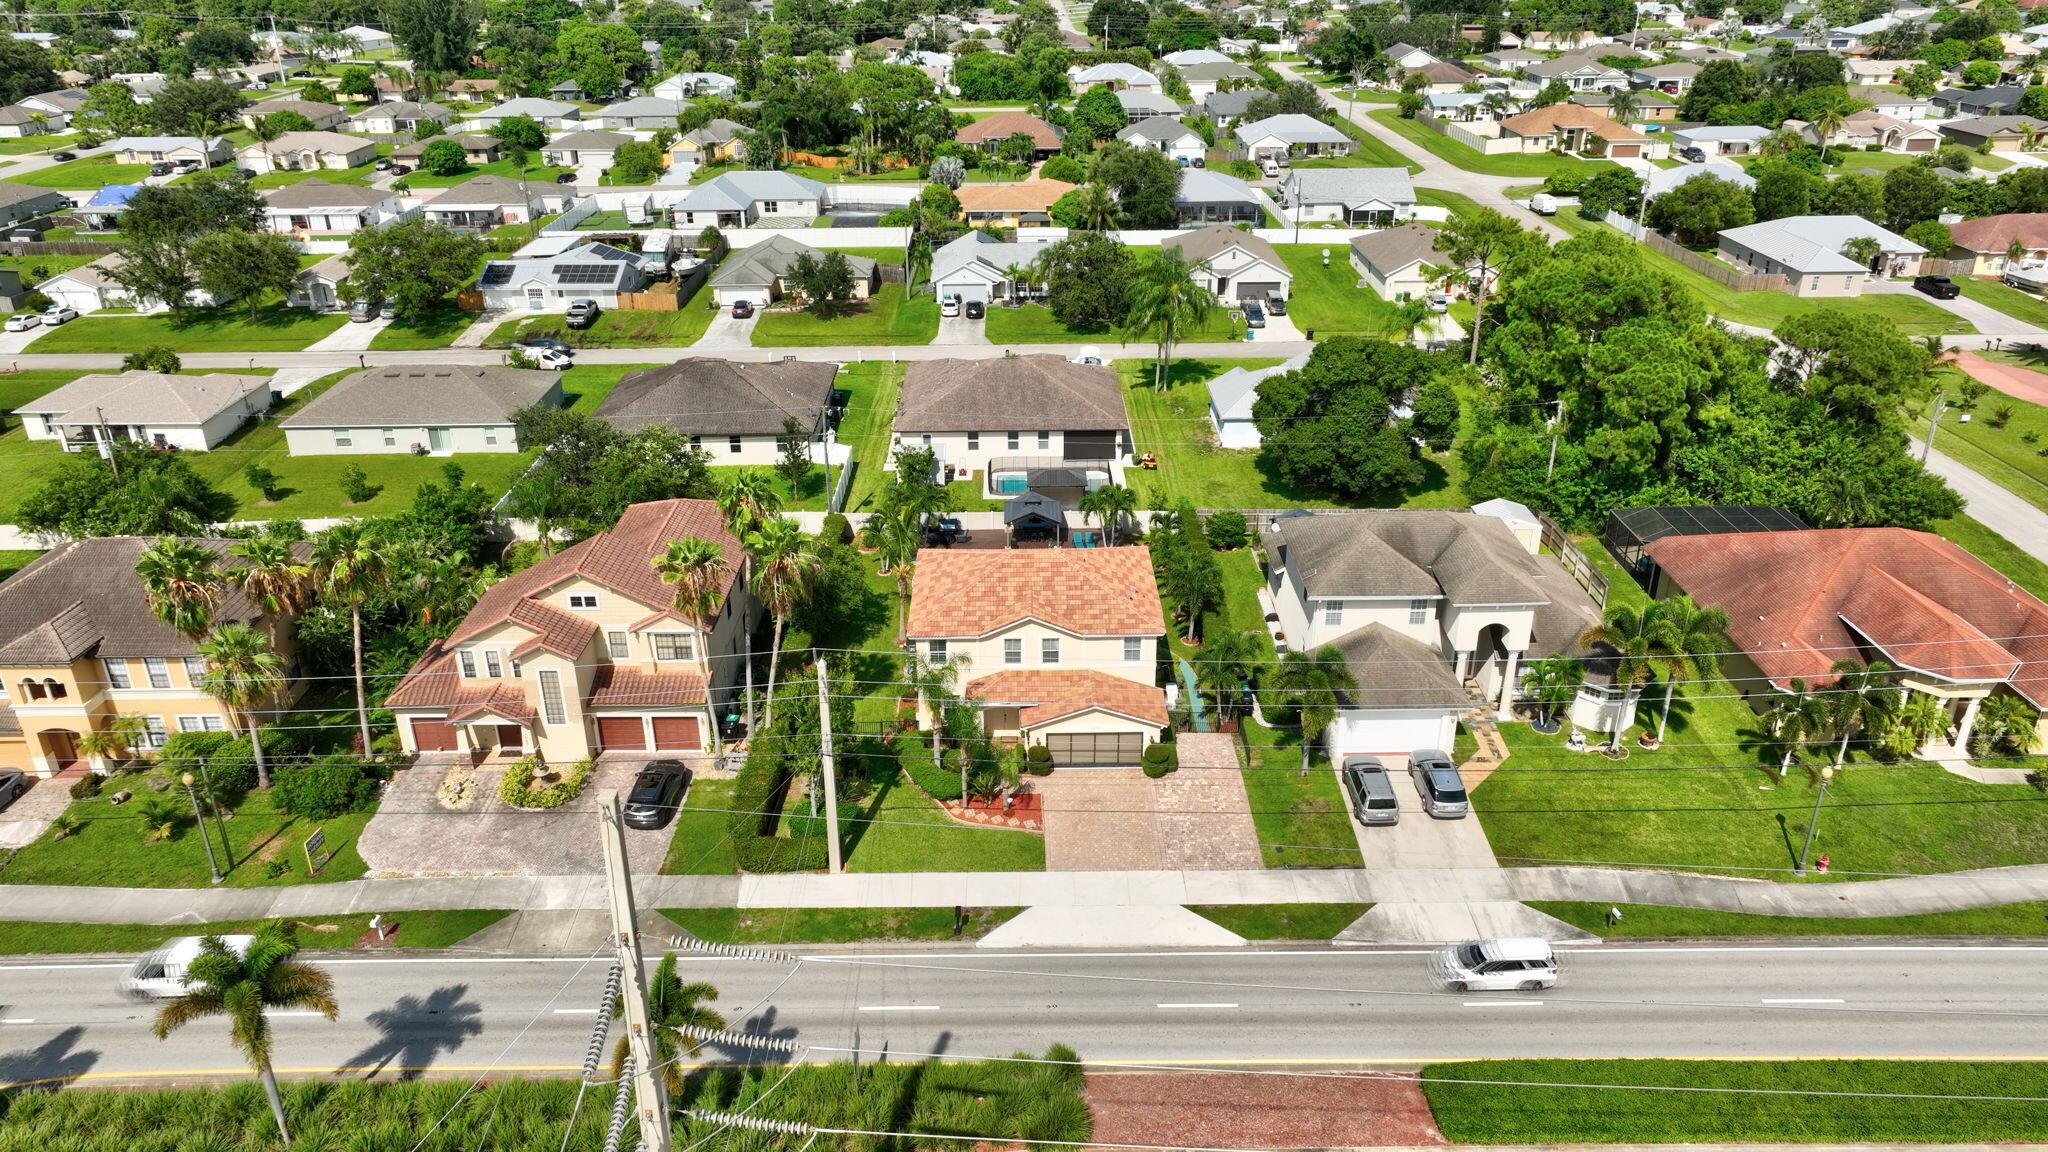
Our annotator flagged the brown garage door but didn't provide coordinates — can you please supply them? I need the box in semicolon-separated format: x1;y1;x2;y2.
596;716;646;751
651;716;700;751
1044;733;1144;767
411;719;457;752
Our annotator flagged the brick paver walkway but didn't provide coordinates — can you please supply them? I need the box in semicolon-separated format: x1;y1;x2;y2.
1954;348;2048;405
1155;734;1261;870
1037;736;1260;871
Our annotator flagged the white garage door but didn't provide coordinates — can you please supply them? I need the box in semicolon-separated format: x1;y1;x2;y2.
1328;710;1454;760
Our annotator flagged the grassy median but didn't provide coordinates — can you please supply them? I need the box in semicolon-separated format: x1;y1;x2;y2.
0;910;510;954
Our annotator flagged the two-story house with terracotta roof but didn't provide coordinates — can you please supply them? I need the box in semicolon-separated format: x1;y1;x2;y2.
384;499;756;761
0;538;305;777
905;547;1167;766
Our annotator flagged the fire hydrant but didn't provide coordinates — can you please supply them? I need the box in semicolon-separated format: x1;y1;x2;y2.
1815;854;1831;874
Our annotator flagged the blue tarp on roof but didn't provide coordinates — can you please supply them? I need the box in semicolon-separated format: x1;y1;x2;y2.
85;183;141;208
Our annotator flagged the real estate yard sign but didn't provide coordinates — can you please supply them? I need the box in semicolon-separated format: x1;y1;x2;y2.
304;827;332;876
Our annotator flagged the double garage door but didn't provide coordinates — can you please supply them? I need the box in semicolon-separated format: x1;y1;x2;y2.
1044;733;1144;767
595;716;701;752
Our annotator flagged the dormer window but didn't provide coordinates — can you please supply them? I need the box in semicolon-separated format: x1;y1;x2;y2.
484;651;504;678
568;593;599;610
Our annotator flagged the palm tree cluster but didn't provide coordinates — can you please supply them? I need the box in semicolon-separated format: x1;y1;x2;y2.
1119;248;1217;393
862;446;955;636
1577;595;1731;747
1768;660;2036;770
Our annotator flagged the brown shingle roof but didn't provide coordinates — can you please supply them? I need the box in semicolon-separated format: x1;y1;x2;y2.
955;112;1061;149
596;359;837;437
0;538;277;667
968;668;1168;728
1949;212;2048;253
906;546;1164;638
897;355;1128;434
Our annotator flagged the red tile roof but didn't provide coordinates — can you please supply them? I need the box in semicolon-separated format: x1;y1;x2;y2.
905;546;1165;638
967;669;1169;728
1646;527;2048;703
955;112;1061;149
384;652;535;717
1947;212;2048;254
586;665;708;708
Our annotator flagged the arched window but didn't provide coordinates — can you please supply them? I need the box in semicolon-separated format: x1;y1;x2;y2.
42;678;65;700
19;679;42;702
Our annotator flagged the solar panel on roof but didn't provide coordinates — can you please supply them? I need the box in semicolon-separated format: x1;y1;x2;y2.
478;264;513;286
552;264;621;285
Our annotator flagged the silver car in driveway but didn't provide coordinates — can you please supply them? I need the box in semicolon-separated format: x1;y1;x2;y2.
1408;748;1469;818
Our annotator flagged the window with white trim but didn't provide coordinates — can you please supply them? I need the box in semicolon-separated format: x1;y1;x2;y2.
458;650;478;678
928;639;947;662
1408;598;1428;625
966;432;979;450
334;429;352;447
1041;637;1060;664
1006;431;1020;450
102;658;131;690
484;650;504;678
178;715;227;733
182;656;208;683
1037;431;1050;450
607;631;628;659
484;429;498;445
568;592;599;610
140;715;168;749
1004;638;1023;664
538;670;566;725
728;435;743;453
1324;601;1342;627
382;428;396;446
145;657;170;689
652;633;695;662
1124;637;1143;662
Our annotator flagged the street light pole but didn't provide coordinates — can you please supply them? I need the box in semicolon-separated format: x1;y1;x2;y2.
182;772;224;884
1921;392;1947;463
1793;764;1834;877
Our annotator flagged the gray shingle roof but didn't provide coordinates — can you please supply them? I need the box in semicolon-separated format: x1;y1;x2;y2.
711;234;876;290
1329;624;1470;709
596;359;838;437
17;371;269;426
263;179;393;210
1263;510;1555;606
1286;167;1416;210
280;365;559;430
898;356;1129;434
0;538;280;666
1161;224;1282;270
1349;222;1441;280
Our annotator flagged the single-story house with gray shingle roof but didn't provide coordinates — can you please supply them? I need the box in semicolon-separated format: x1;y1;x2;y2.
281;365;562;455
421;174;544;229
1206;351;1309;448
112;135;232;166
1175;167;1262;225
1178;59;1260;99
261;179;402;234
709;234;877;306
595;359;839;465
392;133;500;168
347;100;452;135
1934;85;2024;117
928;231;1048;306
1280;167;1415;225
474;241;650;310
236;130;376;174
1716;215;1925;296
471;97;583;129
287;252;351;311
596;95;683;131
244;97;348;132
1349;221;1443;300
1161;225;1291;303
1233;113;1352;162
1116;115;1205;163
674;170;826;228
542;129;634;170
1939;115;2048;151
20;371;271;452
0;183;68;228
1203;89;1258;127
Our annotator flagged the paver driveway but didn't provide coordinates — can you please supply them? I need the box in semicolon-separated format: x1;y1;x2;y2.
1037;735;1259;871
359;754;690;876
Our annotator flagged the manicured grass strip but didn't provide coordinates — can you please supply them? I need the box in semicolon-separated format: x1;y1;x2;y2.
1934;514;2048;604
1957;276;2048;328
832;361;902;515
841;760;1045;873
750;283;938;347
1530;900;2048;938
6;155;151;188
486;303;718;349
661;906;1024;943
1273;243;1402;339
0;369;80;412
26;302;348;353
0;787;373;889
1368;109;1620;178
0;910;510;954
1421;1060;2048;1144
1239;721;1364;869
367;302;476;350
983;302;1239;345
1186;903;1374;939
396;156;572;188
659;778;739;875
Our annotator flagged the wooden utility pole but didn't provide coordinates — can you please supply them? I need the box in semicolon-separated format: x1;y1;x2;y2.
817;657;842;873
597;791;673;1152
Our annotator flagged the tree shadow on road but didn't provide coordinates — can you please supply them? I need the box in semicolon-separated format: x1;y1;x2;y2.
0;1025;98;1094
336;984;484;1081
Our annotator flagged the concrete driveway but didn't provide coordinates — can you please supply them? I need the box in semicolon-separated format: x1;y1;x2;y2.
309;316;392;352
1866;278;2045;337
936;311;988;345
696;306;760;349
359;754;687;876
1344;755;1501;871
1037;735;1260;871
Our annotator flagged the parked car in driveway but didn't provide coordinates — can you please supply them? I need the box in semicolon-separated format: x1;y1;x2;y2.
40;305;78;325
1430;938;1559;993
1266;295;1287;316
1339;756;1399;825
941;295;961;317
1408;749;1469;818
622;761;693;829
565;299;601;329
730;300;755;319
965;299;984;319
0;768;24;813
50;150;75;162
349;298;378;323
378;300;398;320
4;314;42;333
1913;275;1961;299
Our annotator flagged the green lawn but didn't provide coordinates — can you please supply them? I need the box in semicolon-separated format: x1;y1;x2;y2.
982;302;1241;345
0;134;79;155
246;162;378;190
1273;244;1405;337
1829;150;2008;175
0;786;374;889
842;766;1045;872
1119;358;1468;510
1548;211;1973;335
6;155;150;188
1530;899;2048;938
662;906;1023;943
26;302;349;353
396;157;572;188
0;550;43;583
1481;682;2048;880
1920;365;2048;514
659;778;739;875
0;369;79;412
1367;109;1621;178
0;249;98;282
0;910;510;954
1957;276;2048;330
366;302;476;350
710;463;830;511
751;283;937;346
1934;514;2048;603
1187;902;1374;939
1423;1060;2048;1144
1291;114;1420;173
485;305;716;349
832;362;903;515
1414;188;1488;218
1239;719;1364;868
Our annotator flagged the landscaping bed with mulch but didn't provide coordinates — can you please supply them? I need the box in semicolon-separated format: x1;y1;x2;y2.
1084;1071;1444;1147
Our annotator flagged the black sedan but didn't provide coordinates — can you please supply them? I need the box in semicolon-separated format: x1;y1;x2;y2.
622;761;692;829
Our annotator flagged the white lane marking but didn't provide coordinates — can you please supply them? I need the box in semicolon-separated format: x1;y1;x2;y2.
1155;1002;1238;1010
1461;1000;1541;1008
1761;998;1846;1005
553;1007;601;1015
855;1004;940;1013
0;1018;36;1024
264;1011;324;1018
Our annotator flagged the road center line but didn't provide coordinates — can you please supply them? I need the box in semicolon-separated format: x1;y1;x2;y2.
1155;1002;1238;1010
855;1004;940;1013
0;1018;36;1024
553;1007;601;1015
1761;998;1846;1005
1461;1000;1542;1008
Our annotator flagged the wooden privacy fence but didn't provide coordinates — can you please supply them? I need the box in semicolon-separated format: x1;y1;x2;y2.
617;284;680;311
1638;229;1787;293
2;240;118;257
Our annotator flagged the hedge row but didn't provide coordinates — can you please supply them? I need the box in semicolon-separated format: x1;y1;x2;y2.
499;757;593;809
894;730;963;801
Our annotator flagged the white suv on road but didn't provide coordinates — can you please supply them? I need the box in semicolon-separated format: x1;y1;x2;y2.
1431;937;1559;992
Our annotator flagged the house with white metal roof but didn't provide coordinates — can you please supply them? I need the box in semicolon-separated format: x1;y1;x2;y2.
1716;215;1926;297
1233;114;1352;162
672;170;826;228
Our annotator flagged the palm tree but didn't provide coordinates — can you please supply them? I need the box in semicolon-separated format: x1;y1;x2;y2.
1387;295;1433;345
747;518;822;736
1522;656;1583;730
609;955;723;1096
1767;679;1827;774
1195;630;1262;723
198;623;285;789
1075;181;1118;230
1578;605;1681;747
312;523;389;756
1880;691;1949;759
76;714;148;771
229;534;313;649
717;469;783;538
1605;88;1639;126
653;536;731;760
1812;100;1850;164
905;649;972;796
152;926;338;1144
1266;646;1357;775
1646;595;1730;745
1973;693;2042;757
1078;482;1137;545
873;510;922;637
135;538;221;640
1821;658;1897;769
1119;248;1215;392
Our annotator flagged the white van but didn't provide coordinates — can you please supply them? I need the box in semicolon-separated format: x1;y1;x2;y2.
1430;937;1559;992
122;935;253;1000
1259;157;1282;178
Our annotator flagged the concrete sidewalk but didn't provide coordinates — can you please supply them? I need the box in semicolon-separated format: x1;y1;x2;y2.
8;862;2048;928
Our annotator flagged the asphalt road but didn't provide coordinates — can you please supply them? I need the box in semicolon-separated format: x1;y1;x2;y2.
3;943;2044;1086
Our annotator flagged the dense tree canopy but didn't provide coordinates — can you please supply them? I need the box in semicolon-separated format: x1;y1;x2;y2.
1252;338;1444;502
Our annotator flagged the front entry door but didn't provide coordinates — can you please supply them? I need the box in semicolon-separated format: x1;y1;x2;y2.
43;731;77;769
496;724;523;751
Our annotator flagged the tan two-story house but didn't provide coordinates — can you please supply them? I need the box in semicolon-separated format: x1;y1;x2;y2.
0;538;305;777
384;499;755;761
905;547;1167;766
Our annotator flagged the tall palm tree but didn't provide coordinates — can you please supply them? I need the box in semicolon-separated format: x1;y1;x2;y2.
1605;88;1640;126
312;524;389;756
717;469;783;538
135;538;221;640
198;623;286;789
905;649;972;797
1119;248;1214;392
1266;646;1357;775
1522;656;1583;730
152;926;338;1144
1768;679;1827;774
1075;181;1118;230
1646;595;1730;744
229;534;313;649
1195;630;1262;723
873;510;922;638
1822;658;1898;768
1078;482;1137;545
1578;604;1681;747
609;955;723;1096
653;536;732;760
1811;100;1850;164
747;518;821;736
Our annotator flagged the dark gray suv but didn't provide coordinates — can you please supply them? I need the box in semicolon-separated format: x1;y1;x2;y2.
1408;749;1469;818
